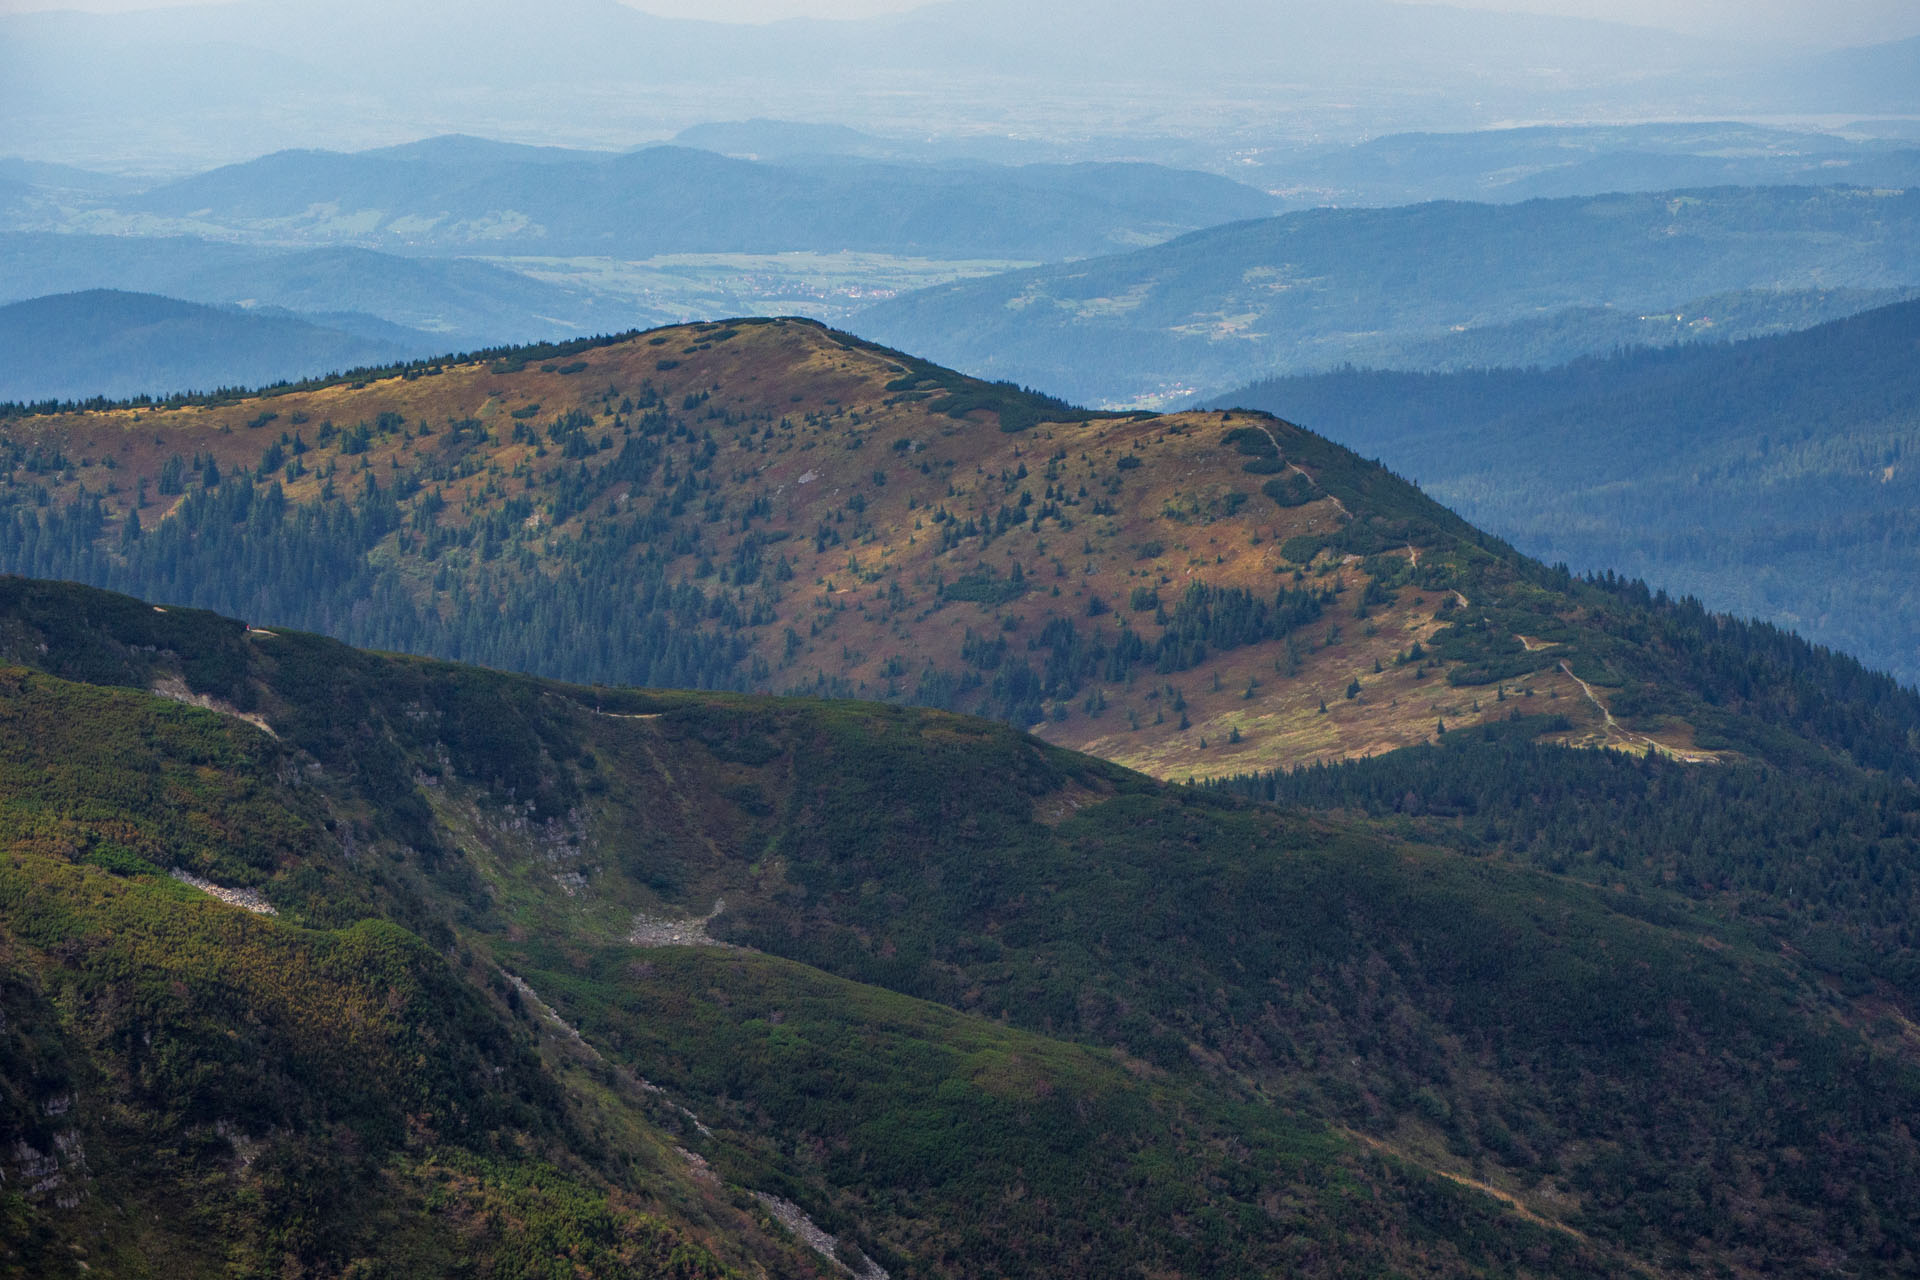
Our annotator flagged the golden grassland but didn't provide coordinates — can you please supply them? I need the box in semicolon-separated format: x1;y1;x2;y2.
2;319;1712;778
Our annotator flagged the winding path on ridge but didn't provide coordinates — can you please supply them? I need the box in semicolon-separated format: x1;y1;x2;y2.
1558;659;1713;763
1247;420;1712;768
1247;420;1351;519
1342;1131;1594;1249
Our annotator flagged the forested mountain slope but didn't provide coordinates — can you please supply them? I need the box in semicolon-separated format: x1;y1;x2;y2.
2;318;1916;782
853;185;1920;405
1209;298;1920;685
1315;284;1920;375
3;575;1920;1276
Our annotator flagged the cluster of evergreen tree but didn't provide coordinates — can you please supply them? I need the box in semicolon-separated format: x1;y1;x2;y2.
930;582;1329;725
1212;717;1920;1003
0;388;768;694
1549;566;1920;779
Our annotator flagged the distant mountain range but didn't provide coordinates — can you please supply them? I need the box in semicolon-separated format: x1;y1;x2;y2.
0;156;141;195
662;118;1920;210
8;156;1919;410
1245;122;1920;208
0;233;645;346
0;291;436;404
1762;33;1920;113
23;121;1920;267
1210;298;1920;684
12;176;1920;411
855;185;1920;405
113;139;1280;260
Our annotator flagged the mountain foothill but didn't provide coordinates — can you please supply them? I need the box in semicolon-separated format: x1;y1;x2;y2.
0;545;1918;1274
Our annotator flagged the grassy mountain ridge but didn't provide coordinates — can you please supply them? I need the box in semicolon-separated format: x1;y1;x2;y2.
853;184;1920;405
3;316;1917;784
3;573;1920;1274
1208;296;1920;684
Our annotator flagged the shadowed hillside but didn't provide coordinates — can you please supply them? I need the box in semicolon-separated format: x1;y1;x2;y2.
1;575;1919;1275
0;290;430;403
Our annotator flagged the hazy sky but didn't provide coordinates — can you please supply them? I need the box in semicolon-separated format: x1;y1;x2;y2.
2;0;1916;47
1403;0;1920;45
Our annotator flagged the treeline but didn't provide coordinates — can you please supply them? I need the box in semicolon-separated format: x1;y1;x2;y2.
3;467;765;697
0;326;669;419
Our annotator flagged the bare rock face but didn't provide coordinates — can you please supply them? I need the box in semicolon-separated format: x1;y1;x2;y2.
752;1190;889;1280
628;898;735;948
7;1097;88;1211
169;868;275;915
